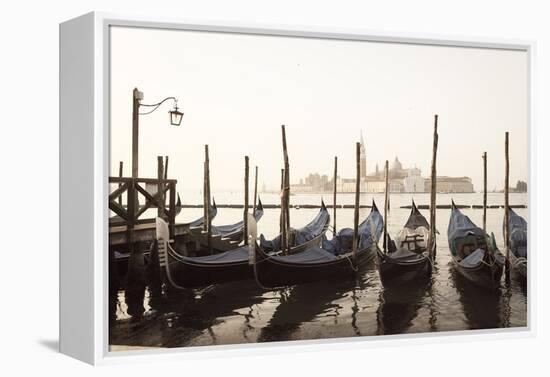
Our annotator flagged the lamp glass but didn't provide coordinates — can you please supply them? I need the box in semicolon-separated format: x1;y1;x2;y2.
169;109;183;126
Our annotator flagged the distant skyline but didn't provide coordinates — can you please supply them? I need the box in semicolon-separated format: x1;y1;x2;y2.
110;27;528;193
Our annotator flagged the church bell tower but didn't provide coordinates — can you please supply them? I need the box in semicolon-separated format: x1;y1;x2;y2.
360;131;366;179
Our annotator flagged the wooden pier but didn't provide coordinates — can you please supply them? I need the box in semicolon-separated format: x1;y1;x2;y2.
109;176;177;246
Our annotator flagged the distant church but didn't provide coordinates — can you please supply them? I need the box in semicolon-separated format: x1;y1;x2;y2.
338;132;474;193
293;131;474;194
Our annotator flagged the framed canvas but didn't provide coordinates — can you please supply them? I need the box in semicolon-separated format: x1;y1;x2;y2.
59;12;534;365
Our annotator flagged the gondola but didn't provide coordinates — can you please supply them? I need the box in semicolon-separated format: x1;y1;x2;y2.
376;200;433;285
250;202;383;288
258;201;330;254
504;207;527;278
112;198;215;262
156;201;331;288
210;198;264;242
188;199;265;251
185;198;218;228
447;201;505;289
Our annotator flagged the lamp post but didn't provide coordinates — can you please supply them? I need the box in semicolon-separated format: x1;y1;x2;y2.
131;88;184;178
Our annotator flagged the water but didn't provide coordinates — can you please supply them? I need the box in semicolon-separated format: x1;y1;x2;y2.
109;192;527;350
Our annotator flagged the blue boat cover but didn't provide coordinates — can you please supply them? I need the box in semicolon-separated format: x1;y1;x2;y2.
174;207;327;265
322;207;384;255
259;206;329;251
505;208;527;258
447;205;484;256
175;245;250;264
186;203;218;228
271;246;337;263
211;207;264;237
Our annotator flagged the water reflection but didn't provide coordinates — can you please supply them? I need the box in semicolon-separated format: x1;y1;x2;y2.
258;274;369;342
110;281;266;348
110;193;527;349
450;266;504;329
376;279;428;335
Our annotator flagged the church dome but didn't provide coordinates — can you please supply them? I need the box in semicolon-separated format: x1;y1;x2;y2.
391;156;402;171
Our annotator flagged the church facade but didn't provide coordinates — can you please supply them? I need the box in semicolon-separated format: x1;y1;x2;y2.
336;135;474;193
292;134;474;194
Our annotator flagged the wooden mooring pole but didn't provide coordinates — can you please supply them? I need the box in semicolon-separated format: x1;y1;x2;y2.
204;145;212;253
131;88;140;178
203;146;208;231
482;151;487;234
280;168;285;236
504;132;510;279
281;125;291;253
429;114;438;259
157;156;165;218
253;166;258;213
333;156;338;232
118;161;124;205
352;145;360;264
383;160;389;254
125;178;145;319
244;156;250;245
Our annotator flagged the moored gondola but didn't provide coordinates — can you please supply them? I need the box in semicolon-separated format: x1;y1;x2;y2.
183;198;218;228
258;201;330;254
504;207;527;279
376;200;433;285
156;202;330;288
250;202;383;288
210;198;264;242
188;199;264;251
112;198;216;269
448;201;505;289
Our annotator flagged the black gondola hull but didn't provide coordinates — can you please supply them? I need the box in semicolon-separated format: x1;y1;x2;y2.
451;258;504;290
161;231;327;288
253;247;375;288
165;259;252;288
376;249;431;285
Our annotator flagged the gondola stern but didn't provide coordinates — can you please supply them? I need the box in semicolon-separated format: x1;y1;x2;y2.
175;192;183;215
371;199;379;213
254;197;265;221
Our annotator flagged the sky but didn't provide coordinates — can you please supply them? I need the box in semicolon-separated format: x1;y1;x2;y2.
110;26;528;193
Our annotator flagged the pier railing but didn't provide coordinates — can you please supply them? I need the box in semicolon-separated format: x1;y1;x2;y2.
109;177;177;248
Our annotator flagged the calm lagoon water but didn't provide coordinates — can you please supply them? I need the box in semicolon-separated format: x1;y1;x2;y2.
110;192;527;349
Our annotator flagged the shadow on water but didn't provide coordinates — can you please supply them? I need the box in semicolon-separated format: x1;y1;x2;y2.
376;278;430;335
450;266;505;330
109;257;525;348
110;280;267;348
257;273;369;342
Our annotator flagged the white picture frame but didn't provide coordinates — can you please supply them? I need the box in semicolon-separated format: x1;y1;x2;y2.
59;11;535;365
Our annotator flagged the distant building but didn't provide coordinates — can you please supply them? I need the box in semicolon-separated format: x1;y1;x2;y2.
293;135;474;194
425;176;474;193
403;167;426;193
291;172;334;193
360;131;367;179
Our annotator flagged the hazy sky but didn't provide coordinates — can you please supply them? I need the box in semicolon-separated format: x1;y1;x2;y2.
110;26;528;192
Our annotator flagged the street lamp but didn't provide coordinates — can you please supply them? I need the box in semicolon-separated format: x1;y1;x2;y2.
169;102;184;126
132;88;184;178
